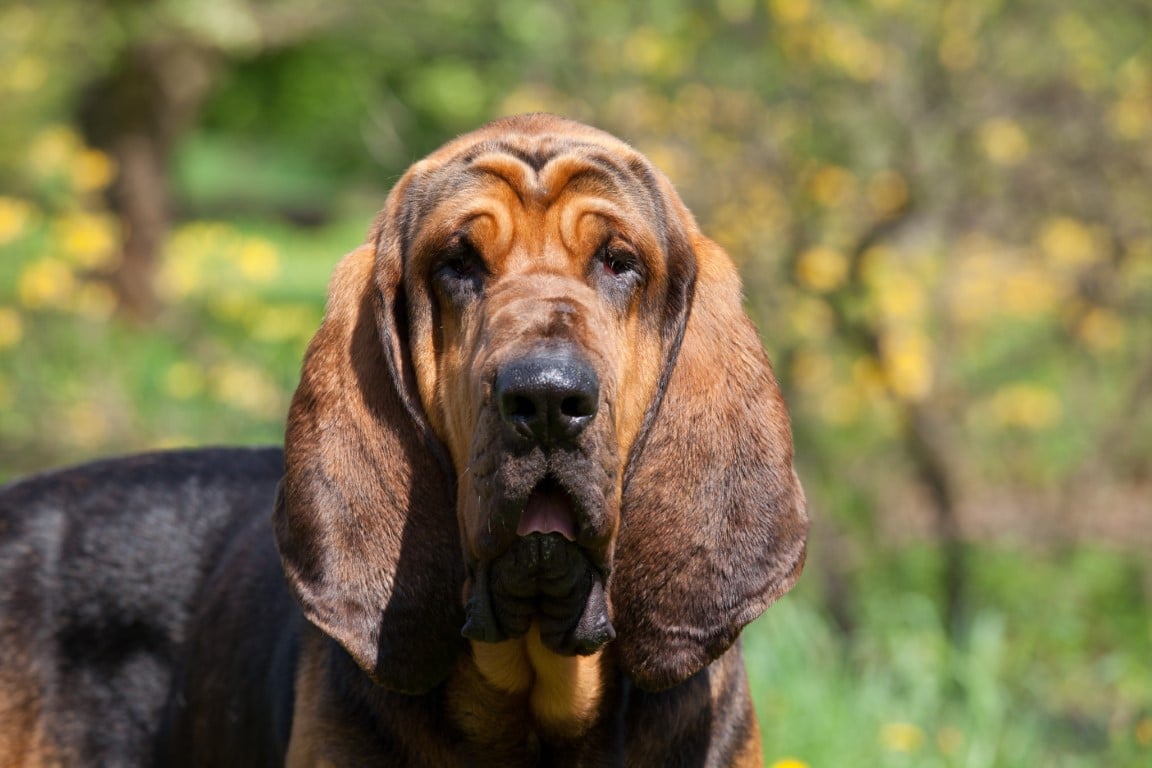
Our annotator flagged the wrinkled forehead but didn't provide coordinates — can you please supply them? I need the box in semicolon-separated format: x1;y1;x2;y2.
396;121;677;255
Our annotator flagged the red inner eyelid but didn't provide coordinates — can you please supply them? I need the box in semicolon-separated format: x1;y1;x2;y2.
600;239;638;274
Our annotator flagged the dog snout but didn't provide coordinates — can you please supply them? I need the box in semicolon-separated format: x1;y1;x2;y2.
495;351;599;445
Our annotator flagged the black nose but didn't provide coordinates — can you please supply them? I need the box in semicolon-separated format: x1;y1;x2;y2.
495;352;599;444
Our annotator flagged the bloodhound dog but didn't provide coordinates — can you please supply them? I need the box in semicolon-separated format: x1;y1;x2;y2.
0;114;807;767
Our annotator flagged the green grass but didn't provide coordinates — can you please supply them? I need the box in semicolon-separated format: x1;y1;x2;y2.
745;546;1152;767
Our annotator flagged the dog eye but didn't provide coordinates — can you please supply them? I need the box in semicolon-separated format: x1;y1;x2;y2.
443;256;476;279
597;245;639;280
434;238;484;296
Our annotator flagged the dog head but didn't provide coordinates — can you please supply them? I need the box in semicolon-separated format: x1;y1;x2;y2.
275;114;807;694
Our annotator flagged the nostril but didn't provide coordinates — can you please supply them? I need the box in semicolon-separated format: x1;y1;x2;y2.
504;395;537;420
495;352;599;444
560;395;594;419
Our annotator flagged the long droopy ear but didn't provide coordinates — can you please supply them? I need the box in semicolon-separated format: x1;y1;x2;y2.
274;183;464;694
612;232;808;692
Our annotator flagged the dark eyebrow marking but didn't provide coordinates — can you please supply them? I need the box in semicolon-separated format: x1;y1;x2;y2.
494;142;557;172
568;150;634;193
625;156;670;248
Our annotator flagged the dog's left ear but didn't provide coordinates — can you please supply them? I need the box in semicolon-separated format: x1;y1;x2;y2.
274;175;465;694
613;224;808;692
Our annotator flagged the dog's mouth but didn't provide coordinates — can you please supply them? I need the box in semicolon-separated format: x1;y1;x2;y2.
516;477;578;541
461;473;615;655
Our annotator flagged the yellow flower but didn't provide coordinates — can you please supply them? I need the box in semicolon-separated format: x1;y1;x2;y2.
859;244;892;286
770;759;810;768
0;196;34;245
250;304;321;345
852;356;887;401
1108;95;1151;140
28;125;81;179
18;258;76;309
815;23;886;81
989;384;1062;430
0;307;23;348
796;246;850;292
873;271;926;321
1077;308;1125;351
6;55;47;92
58;212;120;269
769;0;813;25
1037;216;1098;268
1135;716;1152;746
1001;266;1062;317
159;255;203;300
979;118;1030;166
880;721;925;753
71;148;117;193
808;165;857;208
210;363;282;418
237;238;280;283
881;330;933;402
1110;59;1152;139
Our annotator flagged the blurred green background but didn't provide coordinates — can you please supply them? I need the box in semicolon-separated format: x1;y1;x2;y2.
1;1;1149;765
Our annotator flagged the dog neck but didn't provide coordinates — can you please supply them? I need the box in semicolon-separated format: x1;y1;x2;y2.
461;624;606;738
287;624;625;767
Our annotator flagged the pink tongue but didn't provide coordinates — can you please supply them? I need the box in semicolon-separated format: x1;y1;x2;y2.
517;488;577;541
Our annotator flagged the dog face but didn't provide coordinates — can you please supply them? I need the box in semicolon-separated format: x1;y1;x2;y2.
395;127;697;657
276;115;807;697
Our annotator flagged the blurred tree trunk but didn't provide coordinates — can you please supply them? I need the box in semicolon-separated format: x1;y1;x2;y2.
78;42;216;322
808;197;971;642
904;404;967;640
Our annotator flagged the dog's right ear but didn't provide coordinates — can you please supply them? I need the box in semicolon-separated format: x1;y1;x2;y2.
274;179;465;695
612;225;809;692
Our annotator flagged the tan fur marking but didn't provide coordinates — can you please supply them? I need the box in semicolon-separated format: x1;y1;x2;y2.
0;711;56;767
468;625;605;737
0;654;57;768
470;638;532;694
524;623;604;734
733;718;765;768
284;634;327;768
285;633;346;768
710;659;765;768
